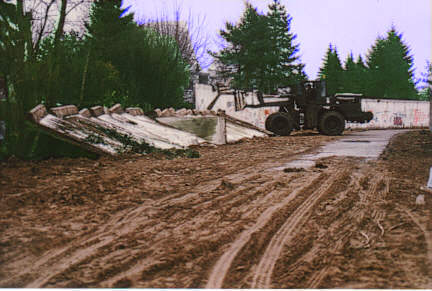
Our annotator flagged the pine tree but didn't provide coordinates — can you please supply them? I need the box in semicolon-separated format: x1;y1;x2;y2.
366;26;417;99
85;0;190;108
319;44;344;95
343;53;356;93
86;0;137;68
212;1;305;93
354;55;368;94
215;3;269;91
265;0;306;92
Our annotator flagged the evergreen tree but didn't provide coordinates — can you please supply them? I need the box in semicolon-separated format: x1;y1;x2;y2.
354;55;368;94
214;3;269;90
342;53;369;94
37;32;123;107
343;53;356;93
212;1;305;93
265;0;306;92
86;0;136;69
319;44;344;95
365;26;417;99
86;0;190;108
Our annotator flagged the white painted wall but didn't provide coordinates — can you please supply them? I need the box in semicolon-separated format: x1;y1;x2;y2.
429;73;432;132
430;96;432;132
195;83;430;130
349;99;429;129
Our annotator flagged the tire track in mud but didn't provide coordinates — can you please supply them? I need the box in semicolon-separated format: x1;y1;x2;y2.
272;163;390;289
399;208;432;288
100;171;310;287
250;168;345;289
304;169;372;288
5;161;308;288
2;143;329;287
205;170;329;288
4;175;228;287
303;167;388;288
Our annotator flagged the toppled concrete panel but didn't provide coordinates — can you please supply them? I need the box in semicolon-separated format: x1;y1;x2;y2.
224;114;272;136
226;122;267;143
109;103;124;114
29;104;48;123
160;108;173;117
176;108;188;116
30;102;269;156
154;108;162;117
30;104;208;156
215;115;227;145
126;107;144;116
157;113;269;144
90;106;104;117
79;108;91;118
94;112;205;149
51;105;78;118
157;116;225;144
33;106;122;155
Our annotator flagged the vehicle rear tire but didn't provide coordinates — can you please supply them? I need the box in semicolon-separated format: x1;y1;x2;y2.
266;112;293;136
319;111;345;135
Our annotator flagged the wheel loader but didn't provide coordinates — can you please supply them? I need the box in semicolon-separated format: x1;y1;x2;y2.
245;80;373;136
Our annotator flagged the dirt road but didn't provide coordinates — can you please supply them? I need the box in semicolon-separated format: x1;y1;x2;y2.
0;130;431;288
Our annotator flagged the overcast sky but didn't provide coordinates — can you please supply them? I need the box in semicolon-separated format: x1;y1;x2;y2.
122;0;431;83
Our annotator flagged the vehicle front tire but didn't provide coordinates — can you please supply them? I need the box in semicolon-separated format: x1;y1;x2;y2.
266;112;293;136
318;111;345;136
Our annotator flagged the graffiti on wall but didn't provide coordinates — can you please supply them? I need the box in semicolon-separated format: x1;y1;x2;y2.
393;116;403;126
358;100;429;128
413;109;428;126
392;113;407;126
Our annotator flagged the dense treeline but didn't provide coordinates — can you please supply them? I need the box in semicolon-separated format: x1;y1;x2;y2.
0;0;192;159
319;27;426;100
213;1;429;100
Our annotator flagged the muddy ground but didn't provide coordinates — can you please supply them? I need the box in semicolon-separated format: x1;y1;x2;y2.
0;130;431;288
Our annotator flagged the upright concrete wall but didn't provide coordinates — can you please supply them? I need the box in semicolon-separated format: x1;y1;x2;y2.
349;99;429;129
430;96;432;132
429;73;432;132
195;83;430;130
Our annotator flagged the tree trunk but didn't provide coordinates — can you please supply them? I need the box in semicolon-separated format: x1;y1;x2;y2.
79;48;91;106
46;0;67;106
54;0;68;48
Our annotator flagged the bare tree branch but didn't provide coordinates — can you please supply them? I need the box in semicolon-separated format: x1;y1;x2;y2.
23;0;92;51
33;0;56;54
138;3;211;72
